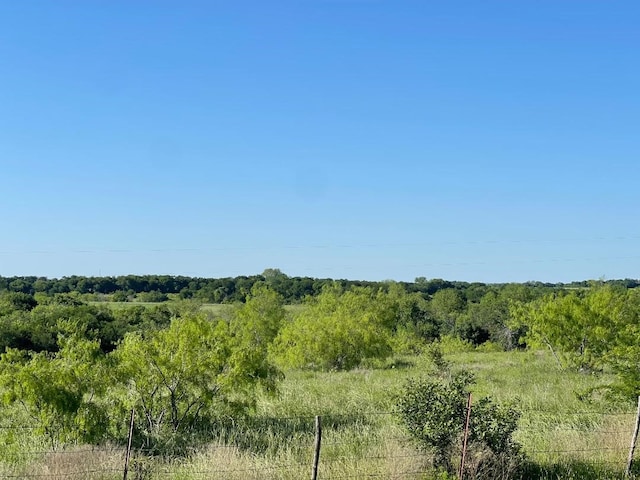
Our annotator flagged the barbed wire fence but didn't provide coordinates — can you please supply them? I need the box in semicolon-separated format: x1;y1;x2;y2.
1;404;640;479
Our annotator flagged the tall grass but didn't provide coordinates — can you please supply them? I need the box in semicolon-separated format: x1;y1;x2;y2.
1;349;638;479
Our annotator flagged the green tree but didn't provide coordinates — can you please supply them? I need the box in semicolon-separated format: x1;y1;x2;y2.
111;290;131;302
227;284;285;394
273;285;395;370
385;283;437;353
0;328;108;446
230;284;285;347
455;291;515;348
511;285;625;370
109;312;281;449
429;288;466;335
0;292;38;314
595;289;640;399
135;290;169;303
510;285;640;401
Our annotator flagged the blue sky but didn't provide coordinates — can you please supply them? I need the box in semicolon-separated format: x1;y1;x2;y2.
1;1;638;283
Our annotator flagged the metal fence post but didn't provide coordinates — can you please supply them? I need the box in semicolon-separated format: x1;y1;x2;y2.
459;393;472;480
123;409;135;480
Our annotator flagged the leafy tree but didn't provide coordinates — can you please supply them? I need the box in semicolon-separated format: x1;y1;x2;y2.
109;312;281;449
455;291;519;348
98;304;172;352
230;284;285;347
8;278;35;294
273;285;395;370
464;283;491;303
0;328;108;446
511;285;626;370
429;288;466;336
227;284;285;393
414;278;456;295
0;292;38;314
510;285;640;401
21;302;115;353
32;278;50;293
0;310;30;352
595;289;640;399
385;284;437;353
111;290;131;302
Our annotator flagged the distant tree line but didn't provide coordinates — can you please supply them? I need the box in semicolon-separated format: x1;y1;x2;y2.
0;271;371;303
3;269;635;304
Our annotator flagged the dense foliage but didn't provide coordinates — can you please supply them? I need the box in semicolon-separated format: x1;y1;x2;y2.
397;369;523;477
0;294;172;354
511;283;640;399
110;311;282;450
0;271;385;304
2;273;640;459
0;270;582;304
0;290;285;451
272;285;398;370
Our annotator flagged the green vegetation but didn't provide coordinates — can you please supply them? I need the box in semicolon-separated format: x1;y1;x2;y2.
272;284;398;370
1;276;640;478
512;284;640;398
4;270;621;304
1;348;636;479
397;367;523;477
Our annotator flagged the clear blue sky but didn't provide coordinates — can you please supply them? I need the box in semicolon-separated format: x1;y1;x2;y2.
1;1;638;283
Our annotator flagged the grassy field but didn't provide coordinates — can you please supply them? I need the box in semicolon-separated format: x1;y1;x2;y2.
1;348;637;479
90;301;303;316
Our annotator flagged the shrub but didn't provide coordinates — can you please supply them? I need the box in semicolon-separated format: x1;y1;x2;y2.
135;290;169;303
437;334;475;354
111;290;130;302
475;341;503;353
396;370;523;478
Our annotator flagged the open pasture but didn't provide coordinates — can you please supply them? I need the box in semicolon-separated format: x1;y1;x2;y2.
1;348;637;479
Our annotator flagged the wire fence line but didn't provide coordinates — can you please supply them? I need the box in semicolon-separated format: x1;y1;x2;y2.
0;408;639;479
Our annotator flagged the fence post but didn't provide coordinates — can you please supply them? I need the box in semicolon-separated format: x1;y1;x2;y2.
123;409;135;480
312;415;322;480
459;393;472;480
626;396;640;477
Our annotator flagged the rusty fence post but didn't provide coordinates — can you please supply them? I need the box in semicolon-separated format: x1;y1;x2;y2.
459;393;472;480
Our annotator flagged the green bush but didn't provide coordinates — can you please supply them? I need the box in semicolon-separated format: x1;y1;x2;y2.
396;370;523;478
135;290;169;303
272;285;395;370
111;290;131;302
437;334;475;354
0;292;38;313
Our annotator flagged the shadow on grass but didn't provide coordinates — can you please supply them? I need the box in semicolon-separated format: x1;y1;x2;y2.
520;459;634;480
384;358;416;369
202;412;374;454
127;411;377;459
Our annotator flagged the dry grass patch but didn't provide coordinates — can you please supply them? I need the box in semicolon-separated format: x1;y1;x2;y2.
0;445;124;479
